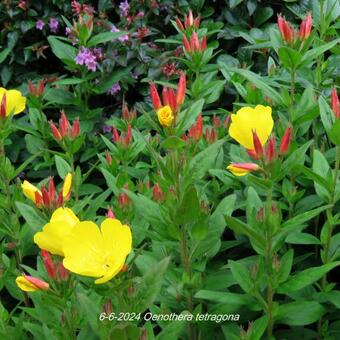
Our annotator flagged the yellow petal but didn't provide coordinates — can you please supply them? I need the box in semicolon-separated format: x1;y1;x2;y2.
16;276;38;292
62;173;72;198
21;180;41;202
0;88;26;116
101;218;132;256
228;105;273;149
62;221;106;277
157;106;174;127
34;207;79;256
94;259;126;284
227;165;251;176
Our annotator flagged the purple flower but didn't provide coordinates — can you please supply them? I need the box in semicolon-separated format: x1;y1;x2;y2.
65;27;72;36
108;83;121;95
119;0;129;17
36;20;45;30
111;25;129;43
49;18;59;33
103;125;112;133
75;47;98;72
137;12;144;18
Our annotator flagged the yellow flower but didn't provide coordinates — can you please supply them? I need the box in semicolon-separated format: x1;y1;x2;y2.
227;163;260;176
0;87;26;116
34;207;79;256
16;275;49;292
21;180;41;202
157;105;174;127
62;173;72;198
228;105;273;150
63;218;132;284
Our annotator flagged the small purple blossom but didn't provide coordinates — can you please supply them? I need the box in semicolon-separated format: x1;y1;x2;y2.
65;27;72;36
111;25;129;43
119;0;129;17
108;83;121;95
137;12;144;18
103;125;112;133
36;20;45;30
75;47;98;72
49;18;59;33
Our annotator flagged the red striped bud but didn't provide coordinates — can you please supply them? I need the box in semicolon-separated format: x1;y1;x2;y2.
150;83;162;110
280;126;292;155
176;73;186;106
252;130;264;158
41;250;56;279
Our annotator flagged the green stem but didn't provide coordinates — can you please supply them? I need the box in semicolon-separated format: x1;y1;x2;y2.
265;188;274;339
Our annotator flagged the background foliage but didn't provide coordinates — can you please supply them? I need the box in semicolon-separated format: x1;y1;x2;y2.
0;0;339;339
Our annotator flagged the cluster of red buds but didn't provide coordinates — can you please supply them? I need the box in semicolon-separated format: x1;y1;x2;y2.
205;127;218;144
50;111;80;141
136;27;150;40
175;10;200;31
112;124;132;147
118;184;131;209
331;88;340;119
37;175;71;210
150;73;186;114
162;63;182;80
41;250;69;281
28;79;46;97
277;13;312;45
186;114;203;141
122;103;137;122
152;183;165;202
71;0;94;16
183;32;206;53
248;127;292;162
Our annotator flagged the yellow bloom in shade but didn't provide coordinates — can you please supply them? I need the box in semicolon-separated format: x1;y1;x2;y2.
227;163;260;176
16;275;49;292
62;218;132;284
0;87;26;116
34;207;79;256
21;180;41;202
62;173;72;198
157;105;174;127
229;105;273;149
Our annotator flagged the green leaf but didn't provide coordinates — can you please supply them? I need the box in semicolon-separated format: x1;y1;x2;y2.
278;47;302;69
93;67;134;94
47;36;77;63
76;292;100;336
277;249;294;283
176;99;204;136
133;257;170;313
319;96;334;133
54;156;71;178
301;38;340;65
228;260;253;293
100;168;119;195
175;185;200;225
276;301;325;326
329;119;340;146
189;139;224;179
220;67;283;105
0;47;11;64
15;202;46;231
313;150;331;201
286;232;321;245
297;165;332;195
277;261;340;293
225;215;265;247
161;136;186;150
87;31;129;47
195;290;255;305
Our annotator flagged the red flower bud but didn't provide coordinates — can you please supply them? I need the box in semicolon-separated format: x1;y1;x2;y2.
183;35;191;52
152;183;165;202
278;15;293;44
71;118;80;138
252;131;264;158
190;32;200;51
162;87;170;106
49;121;62;140
331;88;340;119
176;73;186;106
41;250;56;279
56;263;69;281
150;83;162;110
266;136;277;162
112;127;120;143
280;126;292;155
175;17;184;31
107;207;116;219
200;36;207;51
59;111;70;137
0;94;7;118
48;178;56;202
299;13;312;40
41;186;50;208
168;88;177;113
